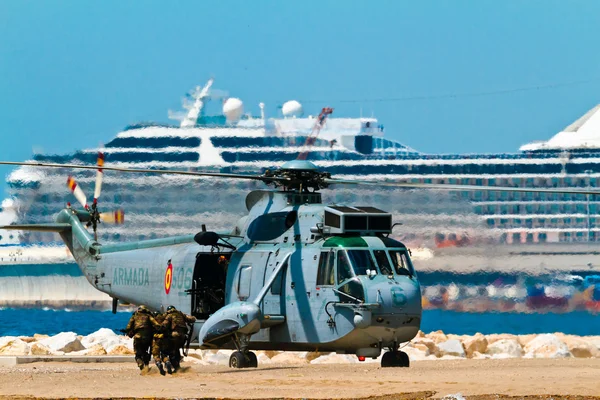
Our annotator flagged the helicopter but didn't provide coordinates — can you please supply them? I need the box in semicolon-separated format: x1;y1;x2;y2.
2;156;600;369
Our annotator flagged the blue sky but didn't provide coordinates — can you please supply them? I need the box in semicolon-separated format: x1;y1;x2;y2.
1;1;600;197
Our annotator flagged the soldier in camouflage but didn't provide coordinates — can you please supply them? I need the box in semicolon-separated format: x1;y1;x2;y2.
150;312;170;375
125;305;161;371
162;305;196;372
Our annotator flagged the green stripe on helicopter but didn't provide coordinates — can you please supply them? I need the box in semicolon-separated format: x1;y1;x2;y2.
322;236;368;248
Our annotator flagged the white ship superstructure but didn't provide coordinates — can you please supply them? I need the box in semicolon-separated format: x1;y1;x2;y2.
2;79;600;267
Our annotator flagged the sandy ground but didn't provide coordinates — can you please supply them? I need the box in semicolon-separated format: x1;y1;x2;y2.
0;358;599;399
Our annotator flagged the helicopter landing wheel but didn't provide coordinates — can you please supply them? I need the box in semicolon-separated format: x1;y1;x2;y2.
229;351;258;368
381;351;410;368
229;351;247;368
246;351;258;368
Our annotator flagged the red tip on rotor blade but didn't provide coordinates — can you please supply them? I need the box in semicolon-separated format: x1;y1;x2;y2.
97;152;105;172
67;176;77;191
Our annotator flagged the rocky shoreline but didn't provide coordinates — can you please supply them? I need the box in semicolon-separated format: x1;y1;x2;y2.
2;329;600;364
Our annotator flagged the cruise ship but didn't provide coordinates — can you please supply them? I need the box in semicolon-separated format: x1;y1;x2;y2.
2;79;600;271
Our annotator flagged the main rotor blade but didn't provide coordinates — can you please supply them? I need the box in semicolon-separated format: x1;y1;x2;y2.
94;152;104;201
66;176;89;209
324;178;600;196
0;161;288;183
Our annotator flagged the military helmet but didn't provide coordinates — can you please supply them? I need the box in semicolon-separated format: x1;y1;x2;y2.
137;305;148;312
166;305;176;312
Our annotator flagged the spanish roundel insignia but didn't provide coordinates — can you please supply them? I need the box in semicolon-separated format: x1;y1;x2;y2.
165;261;173;294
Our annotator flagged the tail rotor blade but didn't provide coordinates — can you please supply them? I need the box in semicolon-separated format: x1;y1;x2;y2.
99;209;125;224
66;176;88;209
93;151;104;201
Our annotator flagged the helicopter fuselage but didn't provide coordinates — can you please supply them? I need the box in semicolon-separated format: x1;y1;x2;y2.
60;189;422;359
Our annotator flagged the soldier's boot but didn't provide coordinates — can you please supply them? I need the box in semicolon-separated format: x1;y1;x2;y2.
155;361;166;376
165;360;173;375
135;358;145;371
171;354;180;372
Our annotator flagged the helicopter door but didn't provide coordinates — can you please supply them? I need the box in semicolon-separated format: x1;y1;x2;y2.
262;252;288;316
190;252;229;320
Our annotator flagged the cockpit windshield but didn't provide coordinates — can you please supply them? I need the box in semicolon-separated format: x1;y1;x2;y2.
373;250;393;275
335;249;414;279
337;250;377;278
389;249;414;277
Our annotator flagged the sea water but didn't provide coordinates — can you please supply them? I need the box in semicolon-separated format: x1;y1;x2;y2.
0;308;598;337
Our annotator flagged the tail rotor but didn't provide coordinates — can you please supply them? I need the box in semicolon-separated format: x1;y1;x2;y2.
66;151;125;241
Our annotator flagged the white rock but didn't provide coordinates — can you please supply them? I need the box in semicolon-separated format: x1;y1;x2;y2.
184;356;208;365
411;338;437;355
437;339;466;358
486;333;518;345
462;334;488;358
257;353;273;364
107;345;134;355
310;354;357;364
563;337;600;358
471;351;491;360
426;330;449;344
270;352;309;364
403;347;430;361
0;338;30;355
81;328;125;351
70;344;107;356
217;349;234;357
524;334;571;358
486;339;523;358
29;342;52;355
438;355;464;360
203;352;230;365
38;332;85;353
0;337;17;349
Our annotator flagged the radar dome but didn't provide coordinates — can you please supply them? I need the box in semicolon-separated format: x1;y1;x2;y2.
223;98;244;122
282;100;303;118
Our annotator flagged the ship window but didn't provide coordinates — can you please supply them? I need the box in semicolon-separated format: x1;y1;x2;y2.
373;250;393;275
316;251;335;286
389;249;414;277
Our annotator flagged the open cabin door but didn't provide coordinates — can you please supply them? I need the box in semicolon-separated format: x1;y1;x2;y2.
189;252;230;320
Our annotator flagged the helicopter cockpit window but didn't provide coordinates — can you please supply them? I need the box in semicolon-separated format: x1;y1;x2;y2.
337;278;364;303
346;250;377;276
317;251;335;286
373;250;393;275
337;251;354;283
389;250;415;277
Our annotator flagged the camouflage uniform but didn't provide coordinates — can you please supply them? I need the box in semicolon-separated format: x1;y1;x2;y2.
151;313;170;375
161;306;196;371
125;305;161;370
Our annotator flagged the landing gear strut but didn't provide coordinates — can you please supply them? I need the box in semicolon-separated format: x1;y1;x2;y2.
381;351;410;368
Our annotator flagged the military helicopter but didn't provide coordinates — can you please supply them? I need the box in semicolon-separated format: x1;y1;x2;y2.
2;156;599;369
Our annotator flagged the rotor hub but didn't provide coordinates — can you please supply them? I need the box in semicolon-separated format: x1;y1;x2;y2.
263;161;331;192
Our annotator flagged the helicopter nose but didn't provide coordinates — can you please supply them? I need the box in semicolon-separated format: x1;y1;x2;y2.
366;276;422;318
